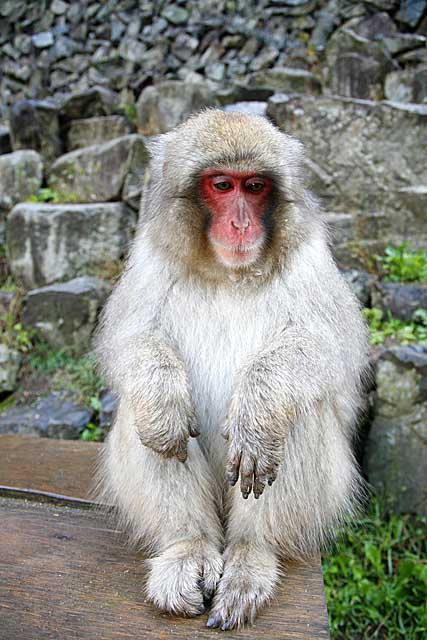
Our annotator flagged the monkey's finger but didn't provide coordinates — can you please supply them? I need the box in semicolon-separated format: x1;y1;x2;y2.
226;451;241;486
240;454;255;499
253;473;266;499
188;419;200;438
174;441;188;463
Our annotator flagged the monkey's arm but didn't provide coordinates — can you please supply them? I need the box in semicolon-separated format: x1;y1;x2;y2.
127;335;200;461
225;322;366;499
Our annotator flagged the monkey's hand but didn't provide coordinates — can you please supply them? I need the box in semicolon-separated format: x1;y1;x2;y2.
130;336;200;463
223;395;287;500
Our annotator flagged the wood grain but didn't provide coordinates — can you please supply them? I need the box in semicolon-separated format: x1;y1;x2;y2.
0;499;329;640
0;435;100;499
0;435;330;638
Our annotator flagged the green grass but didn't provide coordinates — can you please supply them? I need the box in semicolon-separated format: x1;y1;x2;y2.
27;188;79;204
28;341;103;406
376;244;427;284
363;308;427;346
323;498;427;639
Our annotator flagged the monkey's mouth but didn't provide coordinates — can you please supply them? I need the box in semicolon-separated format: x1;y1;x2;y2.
211;239;262;267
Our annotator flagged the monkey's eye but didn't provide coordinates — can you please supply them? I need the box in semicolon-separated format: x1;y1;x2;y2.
245;179;266;194
212;180;233;192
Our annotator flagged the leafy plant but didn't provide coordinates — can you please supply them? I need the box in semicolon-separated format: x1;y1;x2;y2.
376;244;427;283
28;341;103;405
323;498;427;639
27;188;79;204
363;308;427;346
80;422;103;442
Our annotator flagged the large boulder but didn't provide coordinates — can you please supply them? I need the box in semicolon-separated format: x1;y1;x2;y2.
0;344;21;393
59;87;121;123
6;202;135;288
67;116;131;151
0;392;93;439
48;135;149;203
267;95;427;246
364;346;427;515
324;22;394;99
9;99;62;170
245;67;321;95
137;81;219;135
0;151;43;213
23;276;111;350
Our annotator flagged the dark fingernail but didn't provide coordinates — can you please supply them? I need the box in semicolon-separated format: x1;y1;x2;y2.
254;492;260;499
221;621;232;630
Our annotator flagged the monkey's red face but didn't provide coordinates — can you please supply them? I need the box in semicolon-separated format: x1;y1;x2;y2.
200;170;272;268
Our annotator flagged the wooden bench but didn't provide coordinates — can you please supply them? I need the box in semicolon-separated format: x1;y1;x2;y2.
0;435;330;639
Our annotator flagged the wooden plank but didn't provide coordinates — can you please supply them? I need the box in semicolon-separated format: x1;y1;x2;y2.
0;435;100;500
0;498;329;640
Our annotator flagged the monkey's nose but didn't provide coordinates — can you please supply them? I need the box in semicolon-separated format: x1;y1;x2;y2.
231;220;250;231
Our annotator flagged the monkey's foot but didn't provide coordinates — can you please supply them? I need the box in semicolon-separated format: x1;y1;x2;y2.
206;544;277;630
146;540;223;617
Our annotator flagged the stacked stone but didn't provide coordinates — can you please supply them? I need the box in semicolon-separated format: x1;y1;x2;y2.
0;0;426;112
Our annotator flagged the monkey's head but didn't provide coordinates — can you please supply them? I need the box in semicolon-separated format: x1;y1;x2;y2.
143;109;313;281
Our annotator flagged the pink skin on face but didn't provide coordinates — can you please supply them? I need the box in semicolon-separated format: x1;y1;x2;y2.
200;170;272;267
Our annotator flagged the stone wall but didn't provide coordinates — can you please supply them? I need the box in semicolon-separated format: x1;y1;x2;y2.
1;0;427;115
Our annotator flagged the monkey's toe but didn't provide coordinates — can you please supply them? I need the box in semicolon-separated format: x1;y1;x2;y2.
146;541;222;617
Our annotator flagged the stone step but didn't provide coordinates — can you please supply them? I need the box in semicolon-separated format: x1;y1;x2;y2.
6;202;135;288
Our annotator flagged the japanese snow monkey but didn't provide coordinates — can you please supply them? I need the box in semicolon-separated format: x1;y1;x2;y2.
95;109;369;630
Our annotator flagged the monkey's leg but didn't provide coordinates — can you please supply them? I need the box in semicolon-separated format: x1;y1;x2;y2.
206;494;278;630
99;404;223;617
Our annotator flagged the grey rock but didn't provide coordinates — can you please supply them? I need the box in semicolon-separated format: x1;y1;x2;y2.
311;7;339;52
48;134;149;203
371;282;427;322
161;6;189;25
59;87;120;122
67;116;131;151
137;81;219;135
352;12;397;40
99;388;118;429
172;32;199;62
364;345;427;514
396;0;427;28
325;24;394;99
23;276;111;350
267;95;427;245
51;0;68;15
206;63;226;82
32;31;54;48
119;38;146;63
6;202;135;288
0;126;11;155
0;392;93;439
10;100;62;170
0;150;43;213
340;269;375;307
384;70;414;102
382;33;427;56
247;67;321;94
249;47;279;72
0;344;21;393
